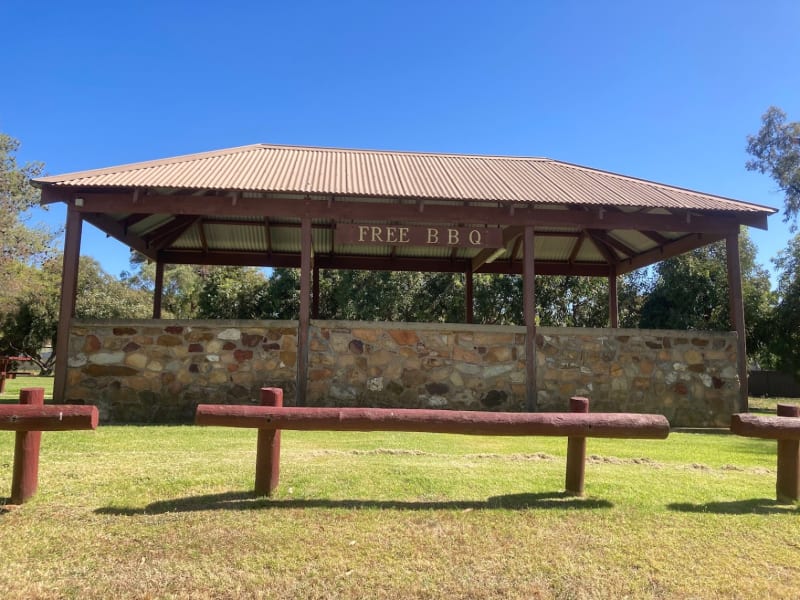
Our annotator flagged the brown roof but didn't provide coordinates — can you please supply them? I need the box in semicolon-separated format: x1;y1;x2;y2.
34;143;772;214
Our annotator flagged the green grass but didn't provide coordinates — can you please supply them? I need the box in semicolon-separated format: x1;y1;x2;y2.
0;375;53;402
1;419;798;598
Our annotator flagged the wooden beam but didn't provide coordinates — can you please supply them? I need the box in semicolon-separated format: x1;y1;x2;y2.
198;221;208;253
296;217;313;406
568;232;585;264
586;232;619;265
465;269;474;324
640;230;669;245
54;208;82;402
157;249;613;276
143;215;200;250
588;229;636;259
726;231;748;413
609;266;619;328
263;217;272;255
195;405;671;438
153;261;164;319
68;192;758;233
312;265;320;319
80;212;156;261
523;226;537;412
122;213;151;230
471;226;523;271
616;232;729;275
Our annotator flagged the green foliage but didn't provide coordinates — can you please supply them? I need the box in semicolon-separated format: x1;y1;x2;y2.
639;230;774;361
196;266;271;319
766;234;800;374
263;267;300;319
1;256;151;372
0;133;57;315
121;253;207;318
746;106;800;230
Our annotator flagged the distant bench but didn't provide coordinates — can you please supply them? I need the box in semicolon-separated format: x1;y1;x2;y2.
0;388;98;504
731;404;800;502
196;388;670;498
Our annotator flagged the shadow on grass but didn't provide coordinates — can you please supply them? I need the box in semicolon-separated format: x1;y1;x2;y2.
95;490;613;515
667;498;799;515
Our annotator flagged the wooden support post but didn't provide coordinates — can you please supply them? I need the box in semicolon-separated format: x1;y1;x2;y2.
776;403;800;503
312;265;320;319
53;207;82;402
465;269;474;324
296;217;313;406
10;388;44;504
255;387;283;497
523;226;537;411
608;267;619;328
565;396;589;496
726;231;748;413
153;260;165;319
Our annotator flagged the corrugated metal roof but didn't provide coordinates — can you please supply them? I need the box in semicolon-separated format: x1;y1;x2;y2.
34;143;772;214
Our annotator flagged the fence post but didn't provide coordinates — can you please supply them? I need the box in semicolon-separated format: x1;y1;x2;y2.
776;403;800;502
565;396;589;496
254;387;283;496
10;388;45;504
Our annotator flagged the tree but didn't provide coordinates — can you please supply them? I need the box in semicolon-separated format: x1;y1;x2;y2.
122;253;209;318
0;133;56;314
196;267;271;319
746;106;800;230
765;234;800;374
1;256;152;372
639;230;774;361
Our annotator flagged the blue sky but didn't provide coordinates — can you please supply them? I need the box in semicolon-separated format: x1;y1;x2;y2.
3;0;798;284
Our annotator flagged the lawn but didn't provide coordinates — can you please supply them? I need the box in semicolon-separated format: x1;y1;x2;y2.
1;377;799;598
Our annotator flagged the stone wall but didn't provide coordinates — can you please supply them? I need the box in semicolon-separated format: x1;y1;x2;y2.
67;320;298;422
66;319;739;426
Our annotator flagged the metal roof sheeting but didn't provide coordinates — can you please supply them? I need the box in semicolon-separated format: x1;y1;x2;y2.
35;143;771;214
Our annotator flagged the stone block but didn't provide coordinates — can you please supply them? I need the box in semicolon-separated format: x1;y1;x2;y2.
124;353;148;370
280;351;297;368
388;329;419;346
82;364;138;377
485;346;513;363
217;328;241;341
157;335;182;347
452;344;481;364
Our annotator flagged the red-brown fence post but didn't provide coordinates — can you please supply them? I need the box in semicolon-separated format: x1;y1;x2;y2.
10;388;45;504
776;403;800;503
565;396;589;496
254;387;283;496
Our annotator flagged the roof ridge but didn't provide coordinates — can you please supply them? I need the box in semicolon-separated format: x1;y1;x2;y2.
253;143;551;161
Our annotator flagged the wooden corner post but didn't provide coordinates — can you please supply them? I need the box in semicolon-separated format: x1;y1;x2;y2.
53;207;82;403
725;230;748;413
254;387;283;496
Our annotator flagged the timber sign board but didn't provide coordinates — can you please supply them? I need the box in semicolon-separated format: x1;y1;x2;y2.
336;224;503;248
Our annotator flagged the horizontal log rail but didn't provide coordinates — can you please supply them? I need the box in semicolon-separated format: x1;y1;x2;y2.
0;405;99;432
1;388;99;504
195;406;670;439
730;404;800;502
197;390;670;498
730;414;800;440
